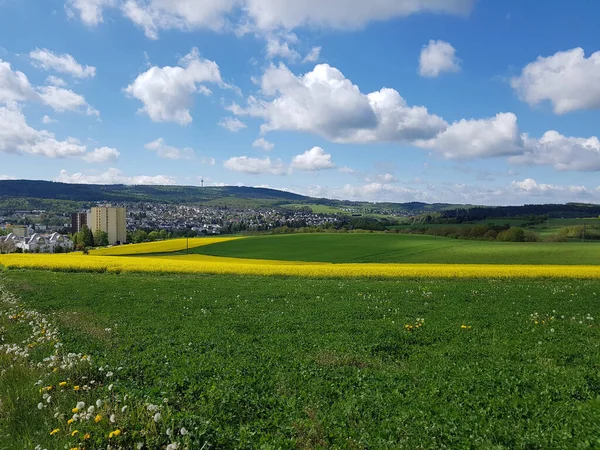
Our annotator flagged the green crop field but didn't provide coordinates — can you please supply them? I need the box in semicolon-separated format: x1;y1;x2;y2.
2;270;600;449
191;233;600;265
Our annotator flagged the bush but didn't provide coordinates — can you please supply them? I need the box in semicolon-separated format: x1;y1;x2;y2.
497;227;525;242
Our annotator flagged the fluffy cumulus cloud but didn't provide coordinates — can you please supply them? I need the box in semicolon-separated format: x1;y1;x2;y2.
252;137;274;151
265;33;301;61
419;40;460;77
0;60;36;104
29;48;96;78
124;48;224;125
67;0;474;36
511;130;600;171
223;156;287;175
511;47;600;114
415;112;523;159
218;117;247;132
82;146;120;163
231;63;446;143
145;138;195;159
291;146;335;171
38;86;99;116
0;103;87;158
0;59;98;116
56;167;176;185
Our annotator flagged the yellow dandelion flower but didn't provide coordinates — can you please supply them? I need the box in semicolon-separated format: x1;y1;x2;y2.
52;367;59;372
84;433;91;440
59;381;67;387
67;418;74;425
72;407;79;413
73;385;80;391
108;431;114;438
109;429;121;438
50;428;60;435
71;430;78;436
70;448;79;450
94;414;102;423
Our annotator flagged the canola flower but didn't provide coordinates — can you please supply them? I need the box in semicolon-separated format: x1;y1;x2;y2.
3;253;600;279
89;237;241;256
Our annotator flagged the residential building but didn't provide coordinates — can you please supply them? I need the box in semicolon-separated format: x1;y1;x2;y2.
5;232;74;253
71;212;88;233
87;206;126;245
11;225;33;238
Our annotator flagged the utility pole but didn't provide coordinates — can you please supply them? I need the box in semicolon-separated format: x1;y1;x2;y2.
186;237;189;253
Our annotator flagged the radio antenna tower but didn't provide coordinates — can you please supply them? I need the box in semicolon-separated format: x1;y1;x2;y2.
201;177;204;187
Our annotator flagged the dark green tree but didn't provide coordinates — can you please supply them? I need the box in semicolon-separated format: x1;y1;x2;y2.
93;230;109;247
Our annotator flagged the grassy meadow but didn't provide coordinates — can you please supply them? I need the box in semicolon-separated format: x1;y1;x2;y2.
3;271;600;449
3;234;600;449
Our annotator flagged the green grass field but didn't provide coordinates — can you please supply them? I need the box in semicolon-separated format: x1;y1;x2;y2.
191;233;600;265
2;270;600;449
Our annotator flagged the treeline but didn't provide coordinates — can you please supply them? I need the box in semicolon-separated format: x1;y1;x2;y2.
442;204;600;221
392;224;546;242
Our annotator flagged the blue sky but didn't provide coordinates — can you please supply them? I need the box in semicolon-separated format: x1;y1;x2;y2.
1;0;600;205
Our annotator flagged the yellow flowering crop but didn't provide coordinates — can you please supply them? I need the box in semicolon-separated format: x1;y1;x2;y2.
50;428;59;435
2;252;600;279
89;237;241;256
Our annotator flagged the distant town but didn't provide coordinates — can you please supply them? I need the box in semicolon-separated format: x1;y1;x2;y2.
0;202;352;253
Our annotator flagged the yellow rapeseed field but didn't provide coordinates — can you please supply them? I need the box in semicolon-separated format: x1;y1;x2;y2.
89;237;241;256
2;253;600;278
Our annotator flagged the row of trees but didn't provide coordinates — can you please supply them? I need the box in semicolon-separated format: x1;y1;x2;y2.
72;225;109;250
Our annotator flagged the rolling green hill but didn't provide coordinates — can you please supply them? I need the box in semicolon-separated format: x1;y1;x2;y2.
192;233;600;265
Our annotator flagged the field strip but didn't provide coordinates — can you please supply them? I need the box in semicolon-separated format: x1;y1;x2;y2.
2;253;600;278
89;237;242;256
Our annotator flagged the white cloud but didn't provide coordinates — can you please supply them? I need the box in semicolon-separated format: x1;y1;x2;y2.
82;146;120;163
415;112;523;159
38;86;100;116
252;137;275;151
121;0;237;39
46;76;68;87
223;156;287;175
0;103;87;158
0;60;36;104
201;157;216;165
56;167;176;185
145;137;195;159
265;34;300;61
231;63;446;143
66;0;116;26
0;60;98;116
365;172;398;183
29;48;96;78
68;0;473;37
419;40;460;77
244;0;474;31
511;47;600;114
338;166;355;173
303;46;321;63
0;175;17;180
218;117;247;132
511;130;600;171
291;146;335;171
42;115;57;124
511;178;588;195
124;48;224;125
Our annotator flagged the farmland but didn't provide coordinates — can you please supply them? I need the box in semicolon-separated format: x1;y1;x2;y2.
3;270;600;449
191;233;600;265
